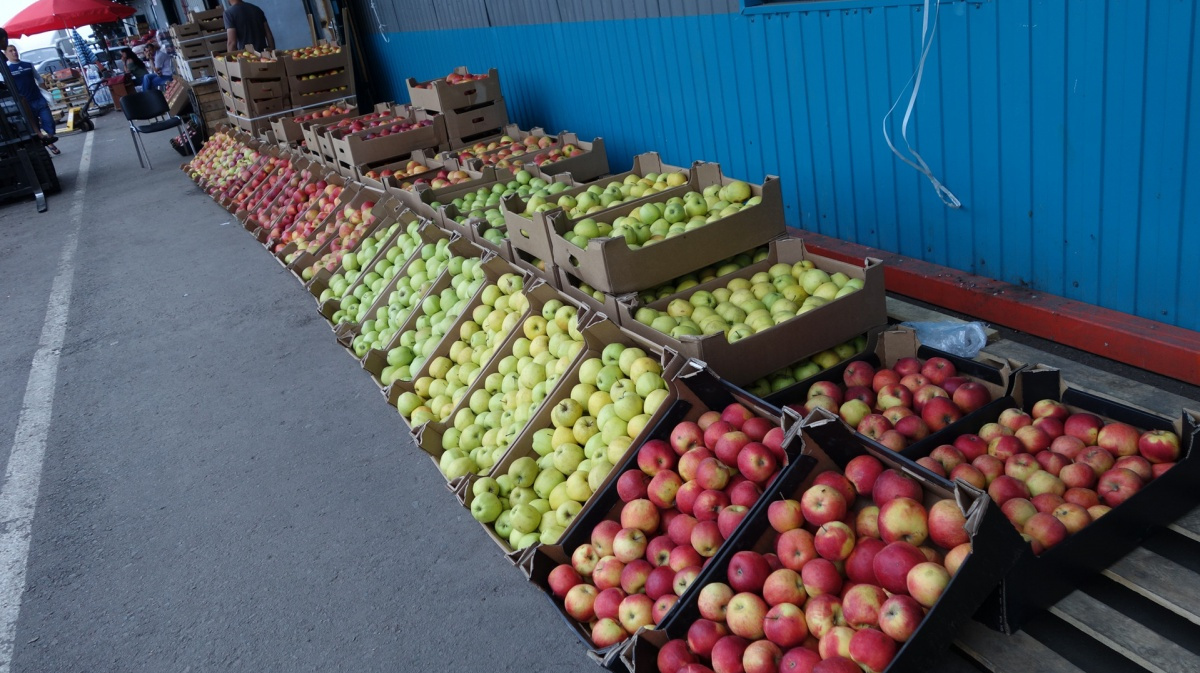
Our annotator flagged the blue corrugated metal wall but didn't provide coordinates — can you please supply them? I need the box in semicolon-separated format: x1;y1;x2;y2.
357;0;1200;332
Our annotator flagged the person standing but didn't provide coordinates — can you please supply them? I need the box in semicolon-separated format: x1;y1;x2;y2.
142;41;176;91
4;44;59;155
224;0;275;53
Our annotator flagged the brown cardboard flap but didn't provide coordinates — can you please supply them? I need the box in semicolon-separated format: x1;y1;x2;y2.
406;68;503;113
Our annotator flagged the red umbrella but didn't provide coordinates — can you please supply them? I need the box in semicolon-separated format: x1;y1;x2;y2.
4;0;136;38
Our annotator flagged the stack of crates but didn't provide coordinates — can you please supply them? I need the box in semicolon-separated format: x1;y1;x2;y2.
405;67;506;148
215;50;289;136
170;8;228;82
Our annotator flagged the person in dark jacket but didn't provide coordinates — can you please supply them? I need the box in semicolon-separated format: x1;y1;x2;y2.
121;47;149;82
4;44;59;155
224;0;275;53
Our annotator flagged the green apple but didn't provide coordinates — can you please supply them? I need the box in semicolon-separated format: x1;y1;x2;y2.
471;492;502;523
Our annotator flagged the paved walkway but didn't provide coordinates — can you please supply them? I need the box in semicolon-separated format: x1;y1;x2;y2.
0;118;584;672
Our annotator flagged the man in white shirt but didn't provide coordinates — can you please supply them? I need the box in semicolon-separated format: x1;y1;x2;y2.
142;41;176;91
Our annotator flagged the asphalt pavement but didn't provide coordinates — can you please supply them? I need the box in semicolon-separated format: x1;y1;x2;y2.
0;118;587;672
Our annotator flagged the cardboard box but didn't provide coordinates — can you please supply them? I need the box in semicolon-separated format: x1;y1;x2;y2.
616;238;887;385
179;40;212;60
355;233;484;373
178;57;215;82
289;68;353;105
220;51;285;80
965;366;1200;633
322;219;451;326
621;410;1027;673
188;7;223;22
297;102;369;151
264;172;351;249
387;164;513;216
441;98;509;144
236;159;323;234
454;318;680;560
219;74;288;101
553;264;627;324
279;41;350;79
406;67;502;113
222;92;287;119
329;109;447;173
425;124;555;169
545;162;785;294
766;325;1016;466
308;208;430;307
170;22;201;39
521;364;802;662
500;152;691;271
216;145;289;212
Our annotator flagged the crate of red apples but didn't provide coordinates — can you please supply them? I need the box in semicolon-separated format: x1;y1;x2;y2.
406;67;502;114
619;410;1025;673
522;362;805;666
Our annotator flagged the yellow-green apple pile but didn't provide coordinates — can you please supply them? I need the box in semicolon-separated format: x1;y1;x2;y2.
434;170;573;243
367;255;484;378
284;199;376;267
789;356;993;453
468;343;672;550
327;222;427;324
934;399;1181;554
393;272;528;421
633;262;863;342
307;216;398;283
651;454;969;673
343;241;458;354
635;247;771;304
544;403;791;648
437;300;584;477
565;181;758;252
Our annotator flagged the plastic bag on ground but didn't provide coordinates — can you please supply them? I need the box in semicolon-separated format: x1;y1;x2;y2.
899;321;988;359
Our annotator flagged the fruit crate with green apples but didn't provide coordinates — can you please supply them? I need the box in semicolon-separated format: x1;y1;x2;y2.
499;152;692;266
308;207;429;311
355;235;492;377
455;318;683;561
382;257;554;411
545;162;787;295
616;237;887;386
620;413;1026;673
406;67;503;114
553;265;630;322
291;196;407;286
428;168;581;255
329;109;448;176
269;182;371;269
892;366;1200;634
393;276;574;437
770;325;1016;463
441;98;510;144
520;361;805;661
415;296;592;482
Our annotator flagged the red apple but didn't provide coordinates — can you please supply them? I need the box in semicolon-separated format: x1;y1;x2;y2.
872;368;901;393
894;415;929;442
977;422;1012;443
688;618;730;658
548;564;583;598
875;430;907;453
647;535;675;567
1050;435;1087;460
911;384;949;413
1138;429;1181;464
1024;511;1068;552
1097;422;1141;457
1005;453;1040;481
679;448;715;483
1113;455;1153;482
691;520;725;558
803;593;844;639
1097;467;1143;507
988;435;1024;460
801;558;843;597
698;411;723;431
622;499;662;534
768;499;804;533
1032;399;1070;421
710;635;750;673
855;506;880;539
726;592;769;639
694;489;731;522
841;583;888;629
878;593;924;643
872;541;926;595
844;385;877;408
763;427;788;463
699;581;735;621
845;537;886;585
649;470;684;509
764;603;810;649
949;463;987;489
1063;487;1100;508
876;383;913;410
658;638;697;673
564;583;599;621
849;625;898;673
763;568;807;606
800;485;848;527
1035;450;1070;476
1076;446;1115;476
1064;413;1104;445
987;474;1031;505
728;551;772;594
621;558;654;594
640;439;678;476
593;520;622;557
906;561;950;608
922;397;963;432
776;529;818;571
1033;416;1065;439
715;432;752;467
1015;426;1052;453
899;373;929;393
594;586;627;620
878;497;929;546
721;403;755;430
1001;497;1038;528
844;455;884;496
742;417;775;443
705;421;737;450
730;480;764;508
894;357;922;377
613;528;649;563
808;381;844;405
675;565;702;596
952;381;991;413
814;521;857;561
844;361;876;388
618;470;651;502
929;445;966;473
916;457;945;477
779;646;821;673
743;640;784;673
953;434;989;461
928;498;969;548
920;357;956;385
591;617;627;647
1051;502;1091;535
998;408;1033;432
1031;492;1065;513
872;469;923;506
737;443;779;485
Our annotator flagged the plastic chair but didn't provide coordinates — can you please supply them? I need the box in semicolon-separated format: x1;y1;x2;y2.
119;90;194;169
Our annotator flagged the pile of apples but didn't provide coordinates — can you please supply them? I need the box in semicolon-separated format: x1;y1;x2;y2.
543;403;790;648
348;245;463;357
281;199;375;265
255;171;325;239
282;44;342;59
238;157;295;213
393;271;526;421
744;335;870;399
328;109;395;134
296;85;351;99
522;172;688;230
790;356;993;454
652;455;969;673
398;167;474;192
185;131;239;181
438;300;584;477
356;118;434;141
299;201;385;280
318;219;422;307
436;171;572;241
449;134;553;167
292;102;353;124
631;263;863;342
191;142;259;193
267;183;345;252
938;400;1182;554
297;68;344;81
223;156;282;209
635;247;771;305
221;50;276;62
561;181;758;252
413;69;490;87
466;343;671;550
